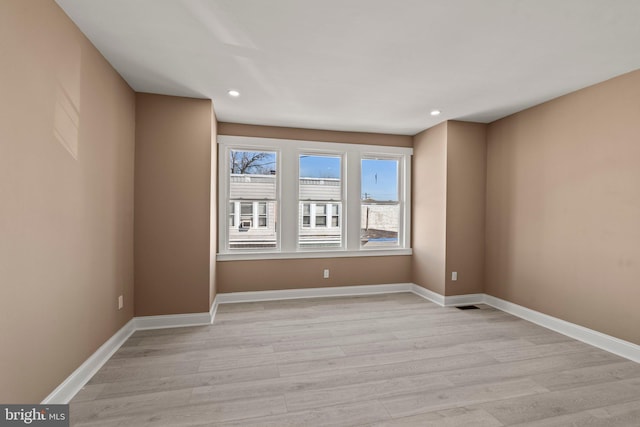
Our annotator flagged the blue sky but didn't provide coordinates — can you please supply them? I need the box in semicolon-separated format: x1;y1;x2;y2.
361;159;398;201
299;155;341;179
299;155;398;201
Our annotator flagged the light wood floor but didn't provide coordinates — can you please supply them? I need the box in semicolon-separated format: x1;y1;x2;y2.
71;293;640;426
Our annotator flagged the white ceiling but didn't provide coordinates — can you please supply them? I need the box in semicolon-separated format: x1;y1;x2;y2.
55;0;640;135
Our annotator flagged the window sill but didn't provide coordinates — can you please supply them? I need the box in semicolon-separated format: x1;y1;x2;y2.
216;248;412;262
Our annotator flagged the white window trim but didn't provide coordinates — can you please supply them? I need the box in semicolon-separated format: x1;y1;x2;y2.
217;248;412;261
360;154;409;249
217;135;412;261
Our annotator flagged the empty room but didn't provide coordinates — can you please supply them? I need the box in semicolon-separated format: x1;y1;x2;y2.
2;0;640;426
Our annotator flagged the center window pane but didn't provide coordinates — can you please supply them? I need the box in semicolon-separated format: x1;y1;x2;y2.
299;154;342;248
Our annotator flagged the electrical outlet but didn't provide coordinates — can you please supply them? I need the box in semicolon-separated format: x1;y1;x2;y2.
323;269;330;279
118;295;124;310
451;272;458;281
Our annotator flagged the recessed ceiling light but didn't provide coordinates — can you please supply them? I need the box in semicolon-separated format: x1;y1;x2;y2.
228;89;240;97
430;110;441;116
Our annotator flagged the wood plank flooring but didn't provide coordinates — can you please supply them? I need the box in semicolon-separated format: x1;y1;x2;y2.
70;293;640;426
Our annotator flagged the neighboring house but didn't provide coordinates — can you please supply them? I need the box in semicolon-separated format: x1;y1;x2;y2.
228;175;398;249
229;174;278;249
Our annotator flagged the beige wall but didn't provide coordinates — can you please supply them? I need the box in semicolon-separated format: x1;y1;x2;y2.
218;122;412;147
411;123;448;295
486;70;640;344
135;94;213;316
218;256;411;293
0;1;135;403
445;121;486;295
218;124;412;291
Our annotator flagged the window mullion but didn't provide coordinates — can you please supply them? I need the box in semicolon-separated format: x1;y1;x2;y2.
280;148;297;252
345;149;361;251
218;144;230;252
402;155;412;248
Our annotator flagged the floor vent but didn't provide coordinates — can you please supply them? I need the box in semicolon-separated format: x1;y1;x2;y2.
456;305;480;310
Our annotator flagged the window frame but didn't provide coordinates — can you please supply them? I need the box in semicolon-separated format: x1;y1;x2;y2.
218;135;412;261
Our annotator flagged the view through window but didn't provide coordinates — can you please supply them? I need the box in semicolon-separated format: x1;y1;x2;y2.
299;154;342;248
218;136;411;258
228;149;278;250
361;158;400;247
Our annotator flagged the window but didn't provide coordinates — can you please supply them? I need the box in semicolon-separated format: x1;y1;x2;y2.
229;202;235;227
218;136;411;259
229;201;268;230
257;202;268;227
361;158;400;248
240;201;253;229
227;149;278;250
302;203;311;227
299;154;342;249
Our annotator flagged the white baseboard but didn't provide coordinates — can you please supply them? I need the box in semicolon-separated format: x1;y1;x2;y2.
134;312;212;330
444;293;485;307
209;296;219;324
43;311;214;404
483;294;640;364
395;285;639;363
410;284;445;306
41;319;136;405
410;286;484;307
43;284;409;404
45;283;640;404
216;283;414;304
